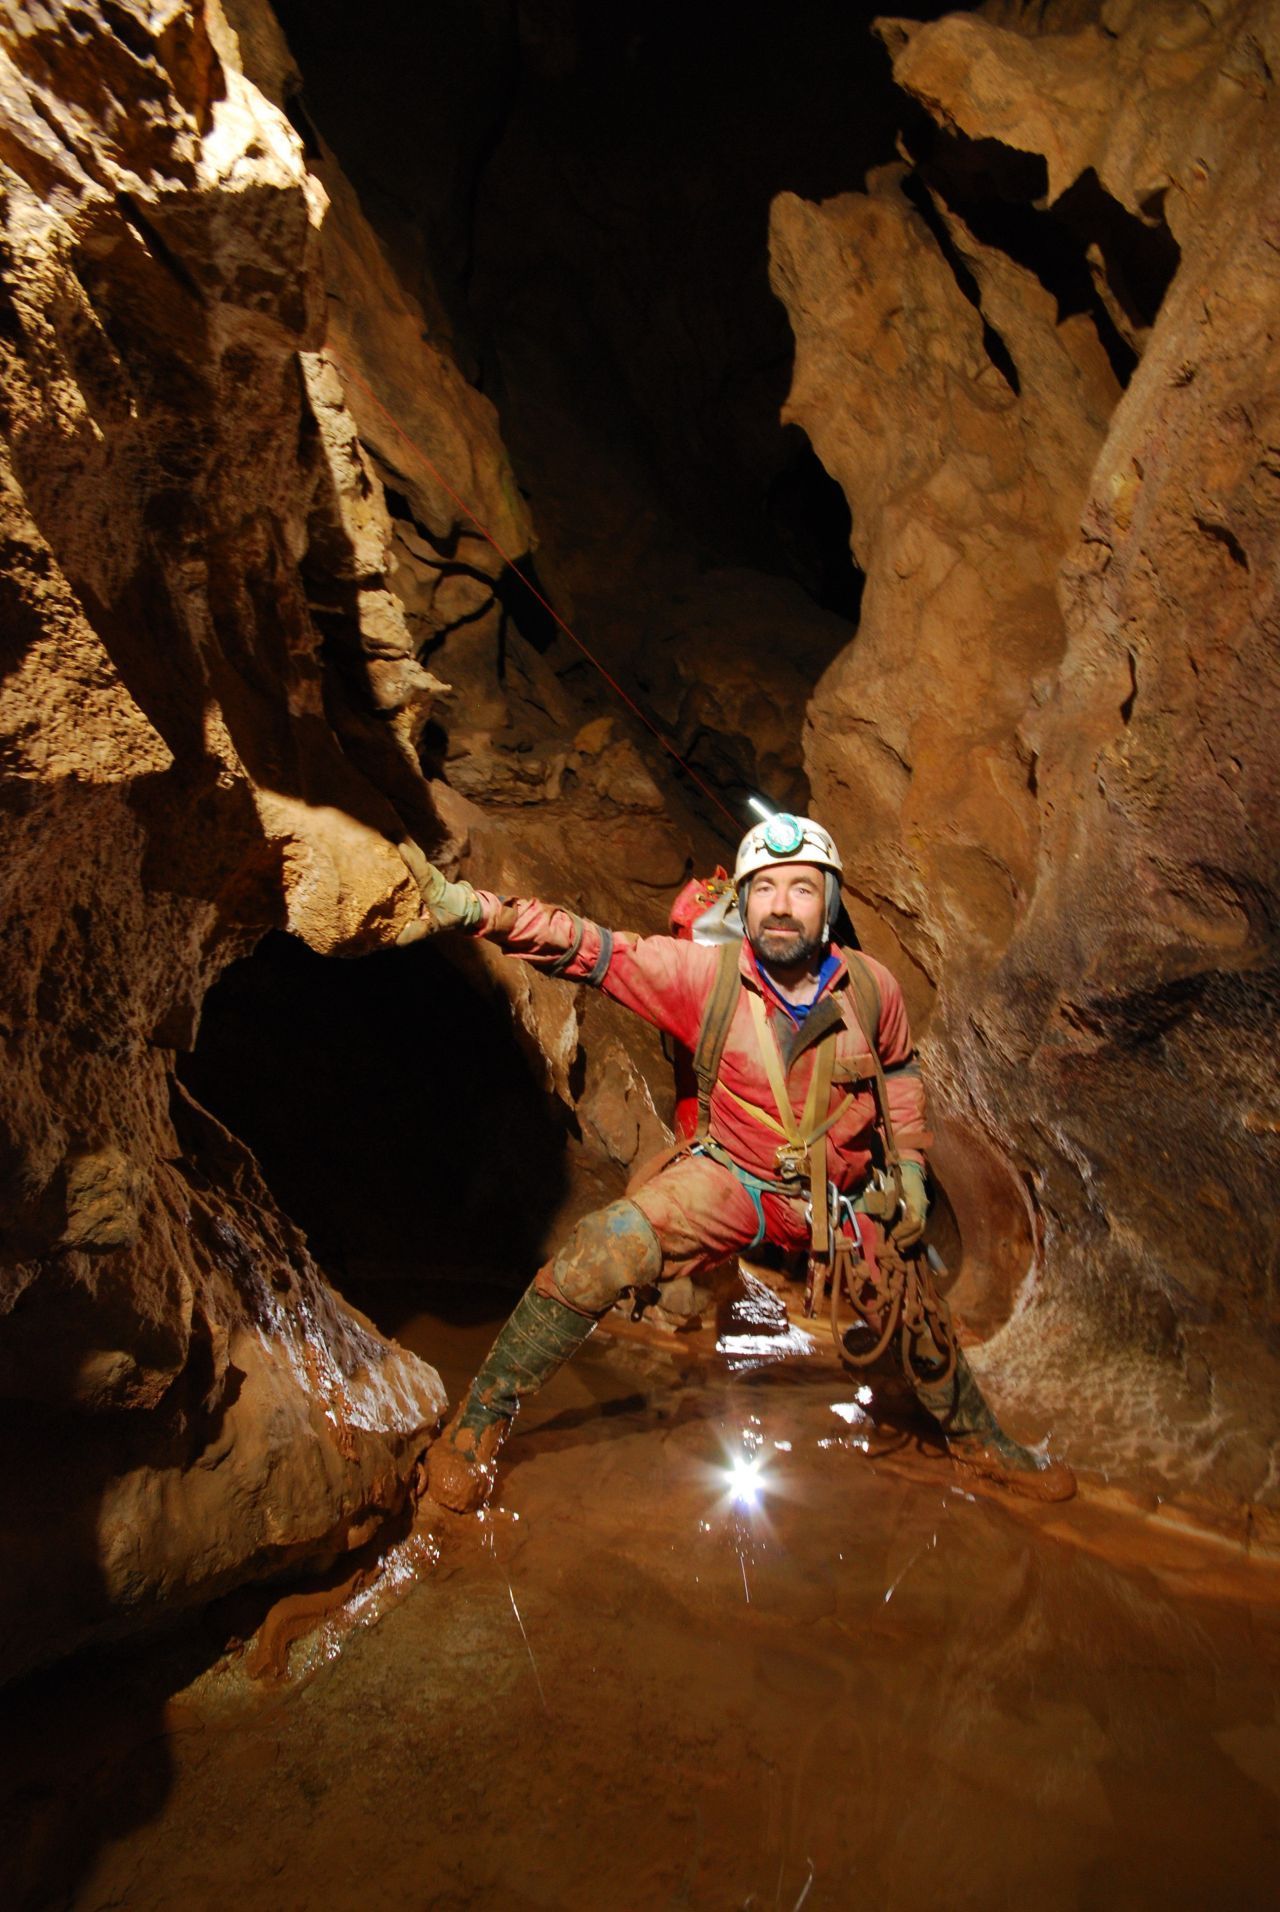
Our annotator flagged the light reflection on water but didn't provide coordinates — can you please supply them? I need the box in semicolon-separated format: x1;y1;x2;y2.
48;1293;1280;1912
726;1451;767;1508
715;1323;821;1369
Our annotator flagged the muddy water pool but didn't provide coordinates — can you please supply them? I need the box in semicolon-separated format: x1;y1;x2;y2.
6;1299;1280;1910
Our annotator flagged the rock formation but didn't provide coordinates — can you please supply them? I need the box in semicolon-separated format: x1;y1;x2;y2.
771;0;1279;1505
0;0;682;1681
0;0;461;1683
3;0;1278;1685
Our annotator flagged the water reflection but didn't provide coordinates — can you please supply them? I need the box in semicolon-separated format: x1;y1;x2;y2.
30;1298;1280;1912
726;1451;767;1508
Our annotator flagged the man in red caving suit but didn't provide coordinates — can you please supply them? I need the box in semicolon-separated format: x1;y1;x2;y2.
416;813;1075;1512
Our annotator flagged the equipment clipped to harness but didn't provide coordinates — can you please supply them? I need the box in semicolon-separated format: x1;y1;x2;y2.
807;1198;958;1390
735;988;844;1255
670;876;953;1379
795;957;957;1385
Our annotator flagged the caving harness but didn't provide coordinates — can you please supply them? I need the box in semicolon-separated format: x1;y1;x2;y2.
687;941;957;1388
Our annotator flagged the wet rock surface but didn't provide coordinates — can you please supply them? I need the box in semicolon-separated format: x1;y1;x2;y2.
4;1302;1278;1910
0;0;712;1680
770;0;1280;1504
0;0;474;1681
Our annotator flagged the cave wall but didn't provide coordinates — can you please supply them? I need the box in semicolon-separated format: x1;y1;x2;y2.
772;0;1280;1503
0;0;689;1682
272;0;930;825
0;0;462;1683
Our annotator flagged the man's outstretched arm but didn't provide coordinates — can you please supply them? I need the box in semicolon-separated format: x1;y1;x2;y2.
402;860;709;1048
401;861;612;977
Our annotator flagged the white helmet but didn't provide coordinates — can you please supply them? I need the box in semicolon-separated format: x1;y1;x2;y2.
734;813;844;938
735;812;843;883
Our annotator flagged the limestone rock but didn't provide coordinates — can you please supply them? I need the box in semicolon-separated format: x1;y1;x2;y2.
771;159;1111;980
578;1037;670;1173
884;2;1267;243
772;0;1280;1500
0;0;462;1681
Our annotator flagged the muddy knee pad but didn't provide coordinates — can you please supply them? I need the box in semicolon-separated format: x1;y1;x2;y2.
543;1199;662;1315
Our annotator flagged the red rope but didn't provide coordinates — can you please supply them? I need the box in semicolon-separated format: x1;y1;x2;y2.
327;347;741;832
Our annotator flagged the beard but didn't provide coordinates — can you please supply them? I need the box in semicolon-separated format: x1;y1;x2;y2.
748;915;826;972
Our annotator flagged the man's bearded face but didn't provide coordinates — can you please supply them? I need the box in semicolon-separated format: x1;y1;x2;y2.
743;862;828;971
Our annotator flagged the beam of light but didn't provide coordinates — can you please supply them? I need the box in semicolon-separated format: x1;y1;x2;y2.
725;1451;767;1509
747;793;777;819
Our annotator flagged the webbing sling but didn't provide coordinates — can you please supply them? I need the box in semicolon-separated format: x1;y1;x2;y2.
834;951;903;1185
692;944;888;1152
842;950;881;1071
691;943;742;1145
742;991;841;1254
717;1066;846;1153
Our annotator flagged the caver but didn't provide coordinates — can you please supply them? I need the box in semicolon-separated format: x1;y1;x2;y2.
415;814;1076;1513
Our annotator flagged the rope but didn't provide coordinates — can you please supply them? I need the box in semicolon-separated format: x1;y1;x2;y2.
809;1229;957;1390
325;347;741;833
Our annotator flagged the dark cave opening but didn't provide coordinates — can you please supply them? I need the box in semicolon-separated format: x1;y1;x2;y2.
178;932;576;1314
765;434;864;624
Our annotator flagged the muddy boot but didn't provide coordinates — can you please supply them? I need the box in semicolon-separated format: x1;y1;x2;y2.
914;1347;1077;1502
427;1283;598;1514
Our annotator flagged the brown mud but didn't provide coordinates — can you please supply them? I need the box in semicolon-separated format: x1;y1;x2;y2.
5;1290;1280;1911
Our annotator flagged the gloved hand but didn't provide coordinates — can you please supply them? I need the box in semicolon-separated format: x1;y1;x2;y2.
411;859;485;934
890;1161;929;1249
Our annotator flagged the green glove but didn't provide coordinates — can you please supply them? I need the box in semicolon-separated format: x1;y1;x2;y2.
417;859;485;933
892;1161;929;1249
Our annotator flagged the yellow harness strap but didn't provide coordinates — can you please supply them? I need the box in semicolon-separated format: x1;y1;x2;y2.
736;991;842;1254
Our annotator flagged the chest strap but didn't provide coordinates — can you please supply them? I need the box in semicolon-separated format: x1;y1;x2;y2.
744;990;840;1255
836;953;903;1195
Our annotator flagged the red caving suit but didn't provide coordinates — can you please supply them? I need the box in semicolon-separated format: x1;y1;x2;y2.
471;892;932;1294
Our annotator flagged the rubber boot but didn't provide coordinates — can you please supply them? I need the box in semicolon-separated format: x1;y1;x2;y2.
914;1347;1077;1502
426;1283;598;1514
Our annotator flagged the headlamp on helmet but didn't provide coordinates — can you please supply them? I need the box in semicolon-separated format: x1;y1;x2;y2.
734;813;844;940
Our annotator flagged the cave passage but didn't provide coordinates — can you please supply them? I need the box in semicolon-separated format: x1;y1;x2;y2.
276;0;890;583
180;931;577;1315
5;0;1279;1902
